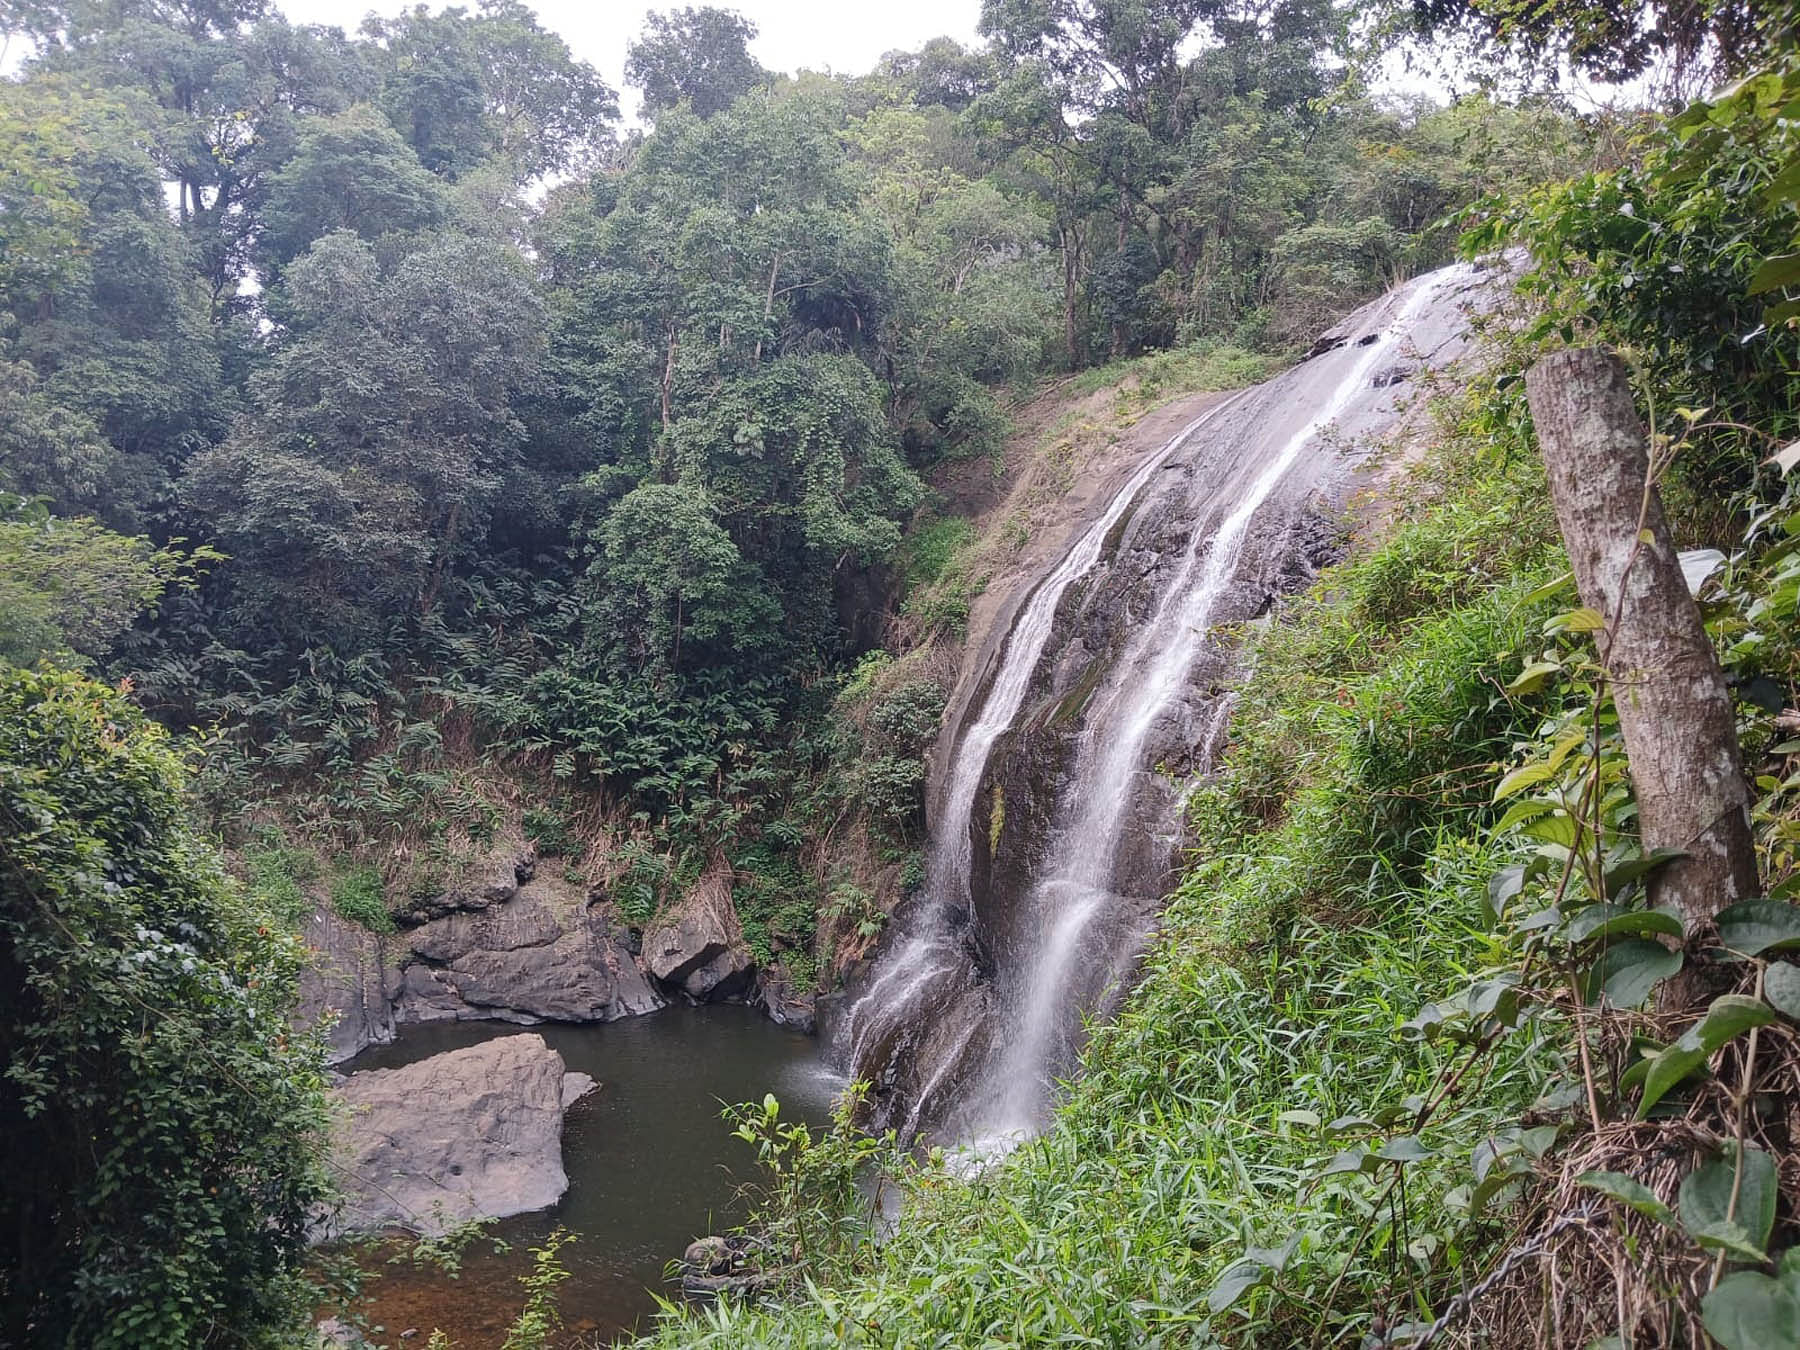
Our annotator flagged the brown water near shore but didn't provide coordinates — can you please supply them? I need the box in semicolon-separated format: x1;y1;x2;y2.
326;1005;838;1348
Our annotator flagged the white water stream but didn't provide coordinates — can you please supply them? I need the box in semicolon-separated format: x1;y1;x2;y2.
966;264;1472;1136
841;263;1485;1144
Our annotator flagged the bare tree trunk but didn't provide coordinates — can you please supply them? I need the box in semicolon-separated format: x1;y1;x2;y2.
1525;349;1758;974
660;319;678;433
754;252;781;363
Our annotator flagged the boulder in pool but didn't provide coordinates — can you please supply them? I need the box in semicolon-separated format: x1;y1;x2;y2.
328;1033;583;1237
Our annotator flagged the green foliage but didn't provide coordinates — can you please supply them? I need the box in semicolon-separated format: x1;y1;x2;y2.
625;7;767;120
242;828;320;928
258;105;447;270
0;665;331;1347
330;864;394;934
499;1228;575;1350
733;843;819;982
898;515;975;593
722;1087;899;1289
521;804;578;857
0;498;203;666
1465;58;1800;498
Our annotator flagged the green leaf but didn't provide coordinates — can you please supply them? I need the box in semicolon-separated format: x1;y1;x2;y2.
1770;440;1800;477
1701;1271;1800;1350
1375;1135;1433;1163
1748;252;1800;296
1575;1171;1675;1226
1506;660;1563;695
1636;1043;1709;1117
1319;1147;1376;1177
1206;1258;1271;1313
1680;1147;1779;1256
1276;1110;1321;1130
1716;899;1800;956
1603;850;1688;899
1639;998;1775;1116
1484;861;1526;924
1494;761;1557;802
1565;903;1683;944
1765;963;1800;1021
1688;994;1777;1052
1521;570;1575;604
1690;1221;1775;1263
1588;940;1683;1009
1546;606;1606;634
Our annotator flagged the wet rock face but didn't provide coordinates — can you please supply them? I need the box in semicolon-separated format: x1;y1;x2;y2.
327;1033;582;1238
297;907;399;1063
846;264;1504;1140
396;880;663;1025
643;860;757;1002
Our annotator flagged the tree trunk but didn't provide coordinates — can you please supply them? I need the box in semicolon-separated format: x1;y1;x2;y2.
1525;349;1758;977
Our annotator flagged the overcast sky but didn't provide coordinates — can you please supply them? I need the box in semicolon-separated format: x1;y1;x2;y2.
281;0;986;119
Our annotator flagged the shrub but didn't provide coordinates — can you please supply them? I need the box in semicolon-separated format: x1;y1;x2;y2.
0;665;332;1348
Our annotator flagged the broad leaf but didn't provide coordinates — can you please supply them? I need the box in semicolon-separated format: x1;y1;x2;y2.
1566;903;1683;944
1716;899;1800;956
1206;1258;1271;1314
1319;1147;1375;1177
1701;1271;1800;1350
1575;1171;1675;1226
1588;940;1683;1009
1680;1147;1778;1255
1603;850;1688;899
1766;962;1800;1021
1375;1135;1433;1163
1506;661;1563;695
1636;1044;1708;1117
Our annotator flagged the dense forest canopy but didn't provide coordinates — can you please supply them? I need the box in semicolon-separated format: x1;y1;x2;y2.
0;0;1609;843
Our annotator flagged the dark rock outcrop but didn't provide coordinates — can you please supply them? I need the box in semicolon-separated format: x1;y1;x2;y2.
396;877;663;1024
643;859;757;1002
390;849;537;926
297;907;399;1063
328;1033;582;1237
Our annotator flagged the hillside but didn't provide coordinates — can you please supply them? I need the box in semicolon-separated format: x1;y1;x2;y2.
2;1;1798;1347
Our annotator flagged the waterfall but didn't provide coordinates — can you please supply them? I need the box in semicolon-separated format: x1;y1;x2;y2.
837;398;1245;1079
838;262;1489;1144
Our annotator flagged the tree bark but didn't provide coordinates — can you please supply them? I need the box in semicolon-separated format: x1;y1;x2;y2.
1525;349;1758;965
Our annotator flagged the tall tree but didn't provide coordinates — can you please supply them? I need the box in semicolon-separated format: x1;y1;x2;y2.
185;229;543;652
624;6;767;119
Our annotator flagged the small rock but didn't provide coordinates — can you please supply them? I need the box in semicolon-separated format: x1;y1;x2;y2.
683;1235;733;1275
561;1071;598;1109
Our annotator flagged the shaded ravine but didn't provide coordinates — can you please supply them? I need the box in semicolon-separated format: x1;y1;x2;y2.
837;262;1494;1145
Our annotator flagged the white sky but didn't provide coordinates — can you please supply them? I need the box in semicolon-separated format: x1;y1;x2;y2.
283;0;986;119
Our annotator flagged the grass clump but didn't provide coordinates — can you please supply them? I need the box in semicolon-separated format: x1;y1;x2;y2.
330;864;394;934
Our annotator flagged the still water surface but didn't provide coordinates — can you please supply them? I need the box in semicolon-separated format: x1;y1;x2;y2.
340;1006;838;1348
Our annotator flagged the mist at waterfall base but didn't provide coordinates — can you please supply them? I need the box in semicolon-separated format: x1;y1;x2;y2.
337;1007;837;1349
836;262;1493;1152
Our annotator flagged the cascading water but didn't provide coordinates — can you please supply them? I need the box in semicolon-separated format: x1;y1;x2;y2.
837;399;1245;1088
838;262;1495;1145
